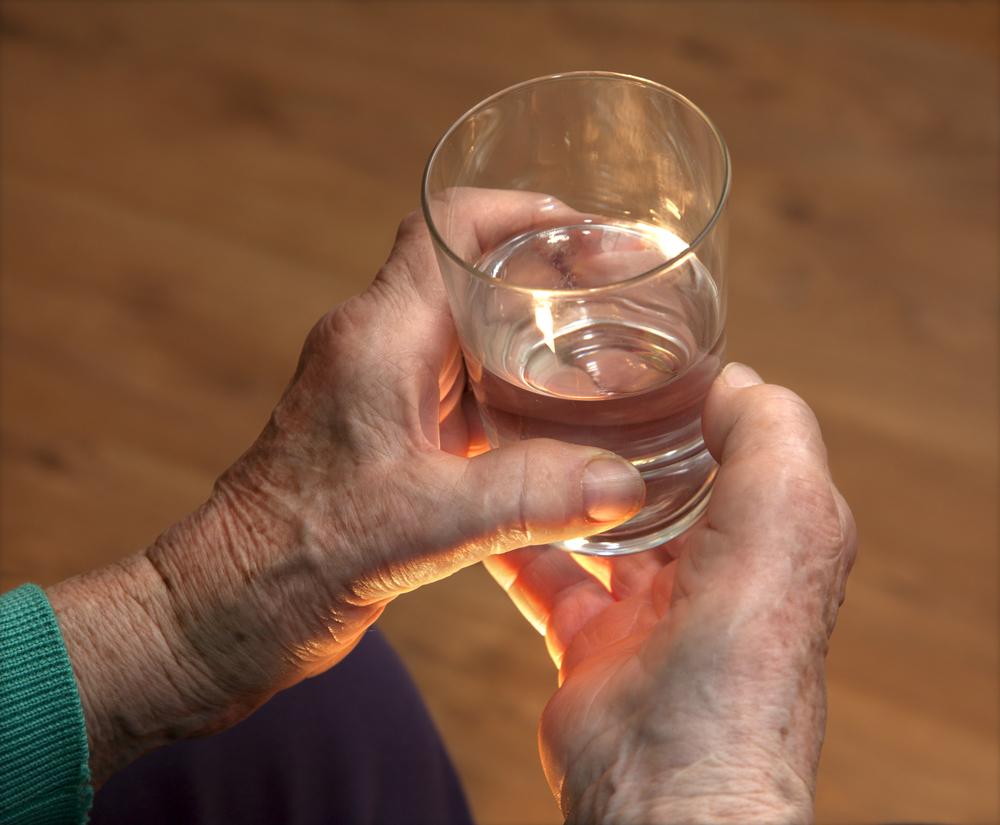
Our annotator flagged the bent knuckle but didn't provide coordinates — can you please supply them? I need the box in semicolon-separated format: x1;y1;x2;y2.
511;447;535;545
744;385;827;465
753;385;817;429
376;220;437;300
398;209;425;234
369;262;413;314
308;297;374;356
392;212;432;263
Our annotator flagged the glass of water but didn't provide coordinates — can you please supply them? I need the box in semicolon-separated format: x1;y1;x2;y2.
422;71;730;556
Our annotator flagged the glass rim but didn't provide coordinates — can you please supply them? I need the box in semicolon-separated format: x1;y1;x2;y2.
420;70;732;297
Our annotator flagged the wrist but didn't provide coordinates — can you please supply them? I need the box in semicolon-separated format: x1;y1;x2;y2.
47;486;318;786
47;551;228;786
47;455;382;786
570;793;810;825
564;750;813;825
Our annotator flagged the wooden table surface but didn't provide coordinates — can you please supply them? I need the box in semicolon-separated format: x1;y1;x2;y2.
1;2;997;823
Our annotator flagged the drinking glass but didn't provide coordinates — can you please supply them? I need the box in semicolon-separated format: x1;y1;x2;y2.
422;71;730;556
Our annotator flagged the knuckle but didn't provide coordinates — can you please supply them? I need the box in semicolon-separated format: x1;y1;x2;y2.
476;450;535;547
369;263;412;315
745;384;827;466
392;212;431;263
512;447;535;546
398;209;425;234
315;295;371;338
306;297;374;360
377;218;435;301
753;384;817;429
472;445;537;548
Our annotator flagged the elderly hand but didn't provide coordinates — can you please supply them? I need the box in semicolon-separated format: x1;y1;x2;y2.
486;365;857;824
48;196;648;785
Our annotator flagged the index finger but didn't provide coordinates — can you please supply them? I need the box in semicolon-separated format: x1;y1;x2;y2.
375;188;587;318
423;186;589;263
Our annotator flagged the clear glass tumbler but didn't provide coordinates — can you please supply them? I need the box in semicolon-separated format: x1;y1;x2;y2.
422;72;730;556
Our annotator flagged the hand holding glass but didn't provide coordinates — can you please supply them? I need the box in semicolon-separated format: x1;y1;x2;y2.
422;72;730;555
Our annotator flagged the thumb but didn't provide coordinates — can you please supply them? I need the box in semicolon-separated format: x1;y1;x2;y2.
426;439;645;556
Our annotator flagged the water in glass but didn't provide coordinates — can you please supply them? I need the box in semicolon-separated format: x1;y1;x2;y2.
467;220;723;554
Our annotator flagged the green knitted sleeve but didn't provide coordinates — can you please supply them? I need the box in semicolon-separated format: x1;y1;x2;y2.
0;584;93;824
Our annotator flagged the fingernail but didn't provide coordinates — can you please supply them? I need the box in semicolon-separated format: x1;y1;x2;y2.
721;362;763;388
582;457;645;523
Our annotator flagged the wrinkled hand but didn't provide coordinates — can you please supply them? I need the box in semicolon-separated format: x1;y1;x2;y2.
49;193;646;784
486;364;857;824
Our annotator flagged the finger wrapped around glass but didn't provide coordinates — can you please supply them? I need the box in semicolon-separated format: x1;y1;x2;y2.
422;72;730;556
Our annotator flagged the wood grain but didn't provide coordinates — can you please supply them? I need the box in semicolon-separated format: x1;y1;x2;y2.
1;2;996;823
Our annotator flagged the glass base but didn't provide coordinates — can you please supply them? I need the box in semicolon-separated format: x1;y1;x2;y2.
555;469;715;556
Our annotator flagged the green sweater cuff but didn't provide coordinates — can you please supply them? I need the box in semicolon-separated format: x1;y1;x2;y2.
0;584;93;824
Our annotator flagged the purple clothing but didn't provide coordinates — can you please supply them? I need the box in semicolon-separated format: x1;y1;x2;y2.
89;629;473;825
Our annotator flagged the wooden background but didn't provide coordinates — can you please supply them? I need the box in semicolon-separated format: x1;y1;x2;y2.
1;2;997;823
